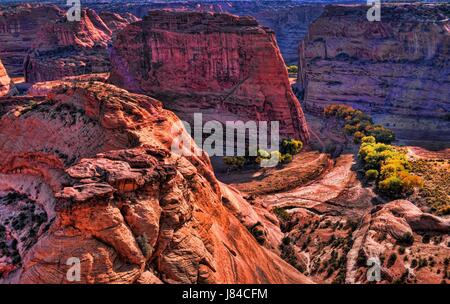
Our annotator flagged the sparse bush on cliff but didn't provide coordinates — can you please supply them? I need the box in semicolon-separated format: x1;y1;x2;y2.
280;139;303;155
226;138;303;169
324;104;395;144
273;207;290;222
411;160;449;215
397;232;414;246
287;65;298;74
223;156;247;169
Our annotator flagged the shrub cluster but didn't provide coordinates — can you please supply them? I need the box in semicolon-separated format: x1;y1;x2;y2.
324;104;395;144
287;65;298;74
224;139;303;169
358;136;423;198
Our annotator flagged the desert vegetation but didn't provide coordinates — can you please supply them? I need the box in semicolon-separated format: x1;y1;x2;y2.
324;104;423;199
411;160;450;215
287;65;298;74
324;104;395;144
358;136;423;198
223;138;303;170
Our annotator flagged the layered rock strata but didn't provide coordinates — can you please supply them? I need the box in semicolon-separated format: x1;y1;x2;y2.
0;81;310;284
88;0;325;65
0;4;64;76
0;60;11;96
24;9;114;83
297;3;450;143
0;4;139;82
109;11;309;142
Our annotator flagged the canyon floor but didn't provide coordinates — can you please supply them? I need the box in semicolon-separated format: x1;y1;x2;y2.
216;110;450;284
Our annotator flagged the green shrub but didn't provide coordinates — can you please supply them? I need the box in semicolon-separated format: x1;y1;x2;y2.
361;136;376;145
273;207;290;222
344;124;357;135
353;131;365;143
366;124;396;144
365;169;379;181
378;176;404;198
223;156;247;169
257;149;271;159
281;139;303;155
287;65;298;74
324;105;394;143
397;232;414;246
387;253;397;268
281;153;293;164
358;138;423;198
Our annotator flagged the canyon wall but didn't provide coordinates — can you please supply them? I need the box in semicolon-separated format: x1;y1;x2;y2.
23;9;129;83
0;60;11;96
0;81;310;284
0;4;139;82
89;1;325;65
109;11;309;142
297;3;450;145
0;4;64;76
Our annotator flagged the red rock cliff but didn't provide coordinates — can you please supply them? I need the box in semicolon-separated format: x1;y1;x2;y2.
88;0;324;65
0;81;310;284
0;4;64;76
0;60;11;96
0;5;138;82
297;3;450;143
109;11;309;142
23;9;115;83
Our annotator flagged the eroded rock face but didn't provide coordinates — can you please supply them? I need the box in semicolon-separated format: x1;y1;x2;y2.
24;9;114;83
99;12;140;34
0;81;310;284
89;1;324;65
297;3;450;143
348;200;450;284
0;60;11;96
0;4;64;76
0;4;138;82
109;11;309;141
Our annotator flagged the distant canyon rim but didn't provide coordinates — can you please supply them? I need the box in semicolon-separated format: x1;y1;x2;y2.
0;1;448;285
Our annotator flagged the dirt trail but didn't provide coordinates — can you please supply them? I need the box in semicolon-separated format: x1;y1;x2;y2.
264;154;356;210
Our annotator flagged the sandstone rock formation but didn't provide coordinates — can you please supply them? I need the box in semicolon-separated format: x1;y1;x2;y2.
89;1;324;65
24;9;115;83
347;200;450;284
109;11;309;142
0;59;11;96
0;4;138;82
27;73;110;96
99;12;140;34
297;3;450;144
0;81;310;284
0;4;64;76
